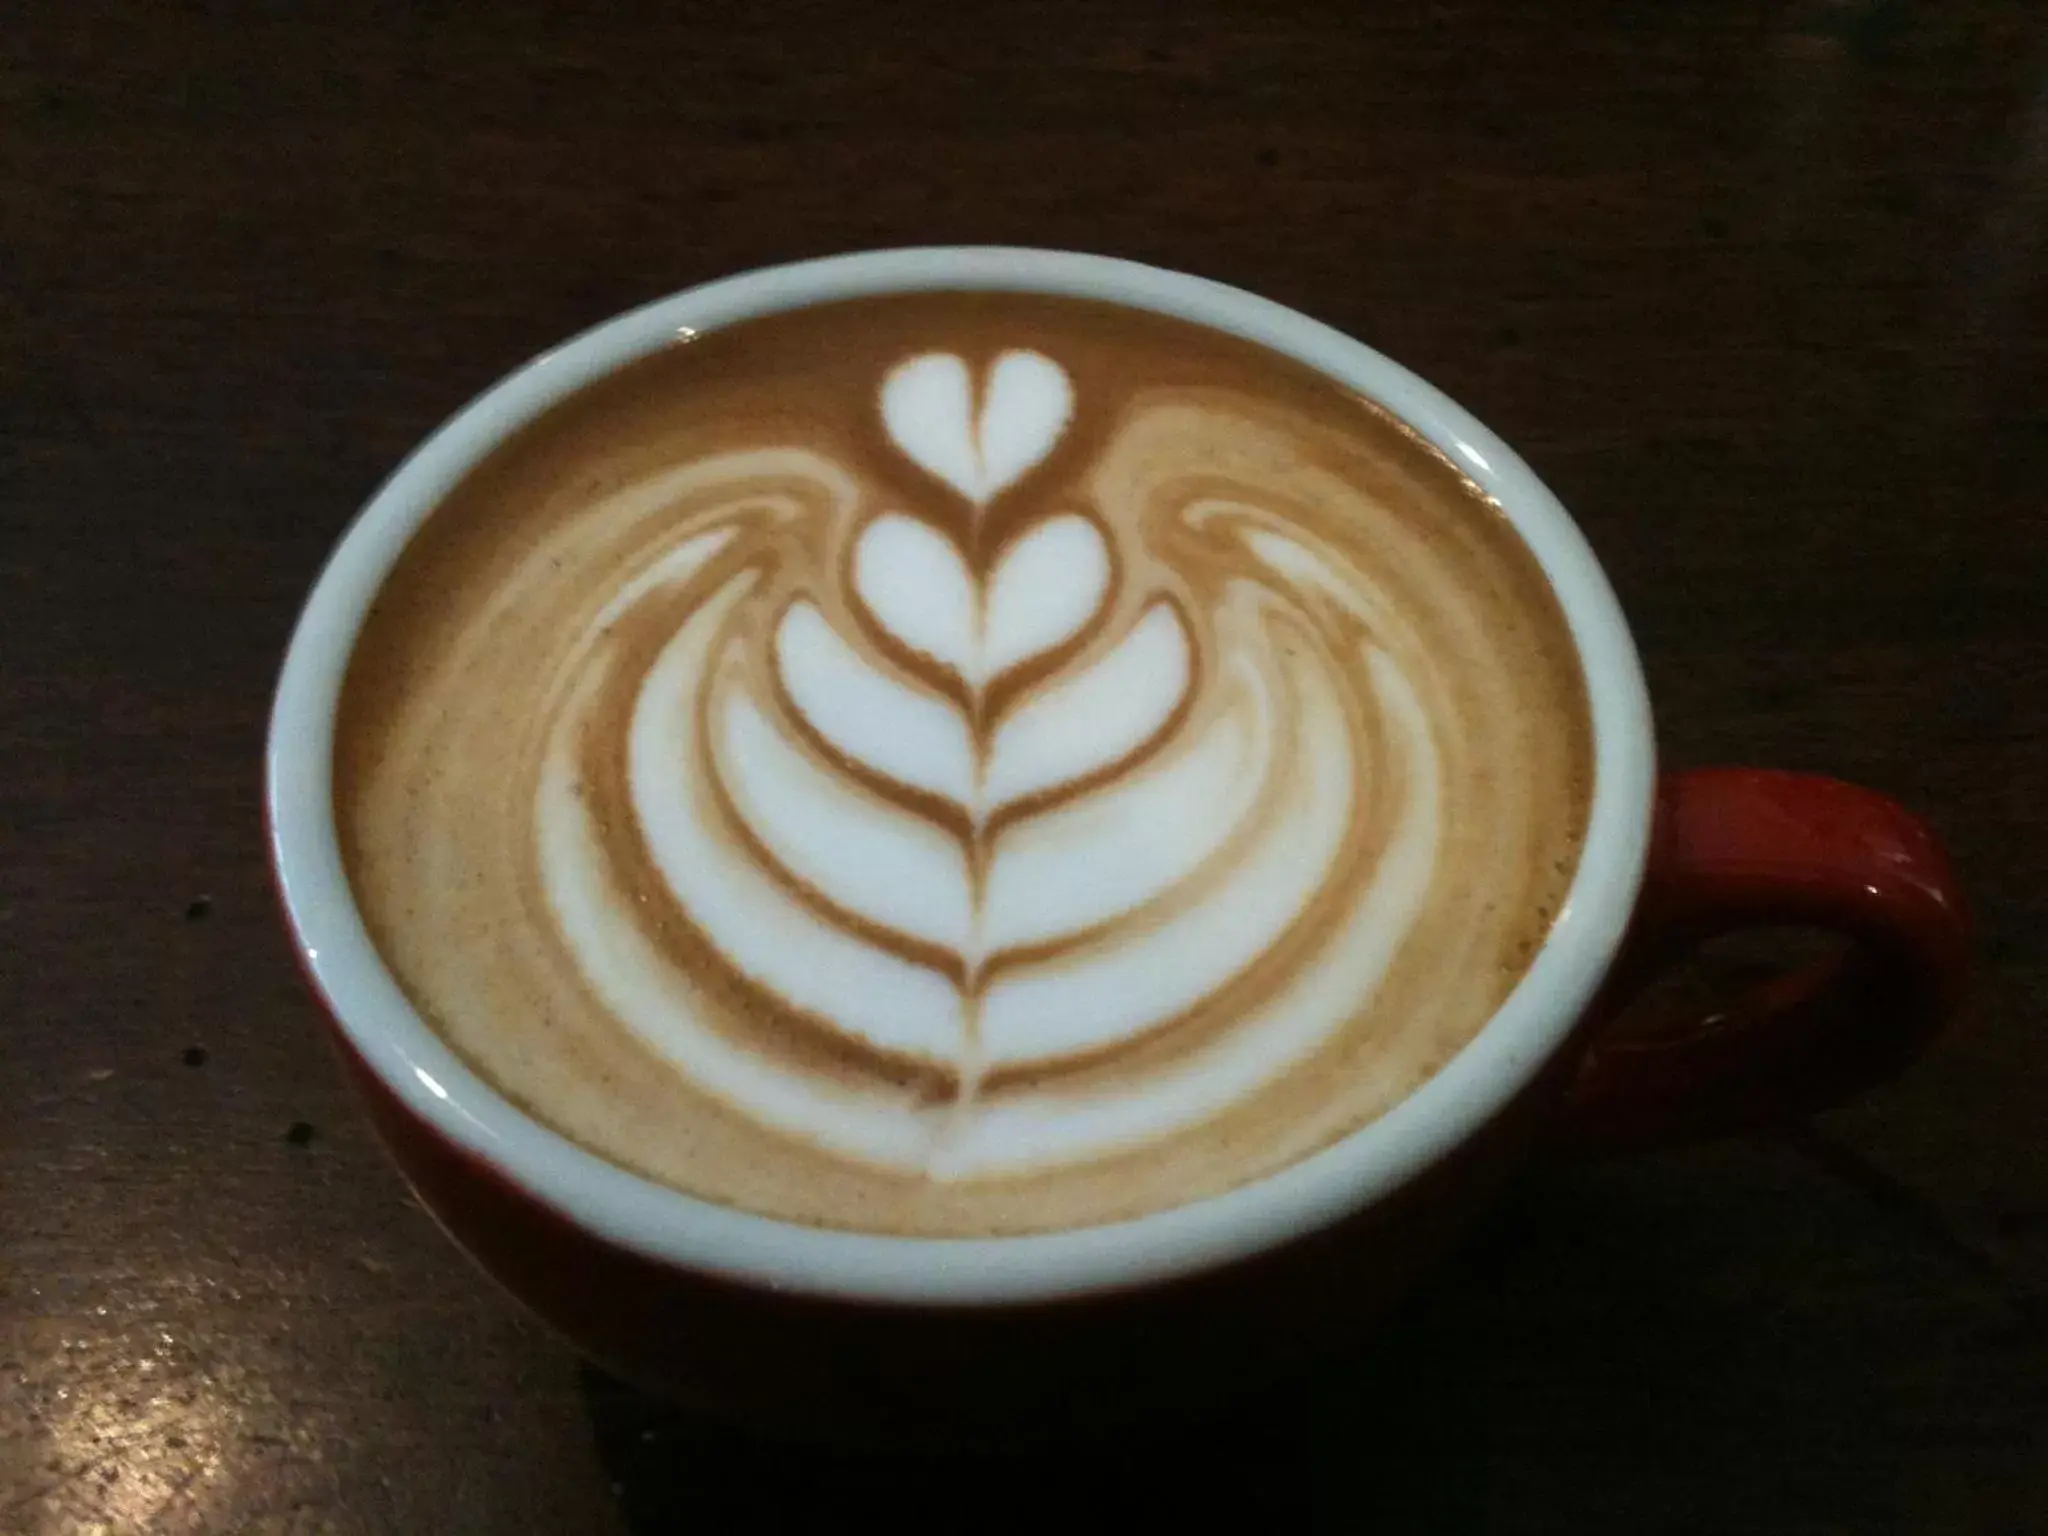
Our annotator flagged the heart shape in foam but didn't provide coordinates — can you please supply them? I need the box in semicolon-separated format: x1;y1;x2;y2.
854;512;1110;686
881;350;1073;507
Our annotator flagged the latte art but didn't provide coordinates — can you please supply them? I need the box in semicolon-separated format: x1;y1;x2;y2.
338;295;1592;1234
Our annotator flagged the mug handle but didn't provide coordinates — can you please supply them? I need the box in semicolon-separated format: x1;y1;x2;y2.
1556;768;1970;1151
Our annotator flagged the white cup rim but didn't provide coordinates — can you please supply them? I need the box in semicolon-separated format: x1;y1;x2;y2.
267;246;1654;1305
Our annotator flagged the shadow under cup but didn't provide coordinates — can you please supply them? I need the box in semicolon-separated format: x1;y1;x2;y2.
267;248;1968;1443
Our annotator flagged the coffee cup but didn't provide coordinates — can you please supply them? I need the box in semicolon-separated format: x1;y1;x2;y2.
268;247;1968;1441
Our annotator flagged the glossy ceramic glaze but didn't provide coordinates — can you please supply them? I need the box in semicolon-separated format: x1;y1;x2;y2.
267;251;1966;1437
268;248;1658;1304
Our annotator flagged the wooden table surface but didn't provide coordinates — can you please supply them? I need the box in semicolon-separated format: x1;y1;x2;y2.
6;2;2045;1530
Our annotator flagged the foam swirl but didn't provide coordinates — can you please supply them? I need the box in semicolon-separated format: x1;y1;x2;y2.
338;300;1590;1233
496;352;1444;1177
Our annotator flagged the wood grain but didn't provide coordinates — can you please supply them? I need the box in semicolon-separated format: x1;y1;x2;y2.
4;2;2043;1530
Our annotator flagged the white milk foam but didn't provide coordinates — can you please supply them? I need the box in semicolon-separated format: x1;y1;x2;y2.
523;351;1435;1175
339;299;1591;1234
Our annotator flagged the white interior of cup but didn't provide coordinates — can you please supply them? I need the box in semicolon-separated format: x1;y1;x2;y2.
267;247;1655;1304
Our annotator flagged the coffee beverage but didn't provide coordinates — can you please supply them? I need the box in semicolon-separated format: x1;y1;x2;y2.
336;293;1592;1236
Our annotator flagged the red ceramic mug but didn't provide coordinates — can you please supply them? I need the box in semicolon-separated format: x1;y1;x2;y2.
267;249;1968;1442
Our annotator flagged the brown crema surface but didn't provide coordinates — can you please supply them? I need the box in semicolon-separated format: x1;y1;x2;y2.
336;292;1592;1235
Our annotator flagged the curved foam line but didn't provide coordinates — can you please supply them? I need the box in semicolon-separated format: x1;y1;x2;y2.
621;580;967;1065
775;601;975;809
942;648;1440;1176
985;601;1191;811
713;685;974;954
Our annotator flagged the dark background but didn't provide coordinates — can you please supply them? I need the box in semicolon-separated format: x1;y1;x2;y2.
5;2;2045;1530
